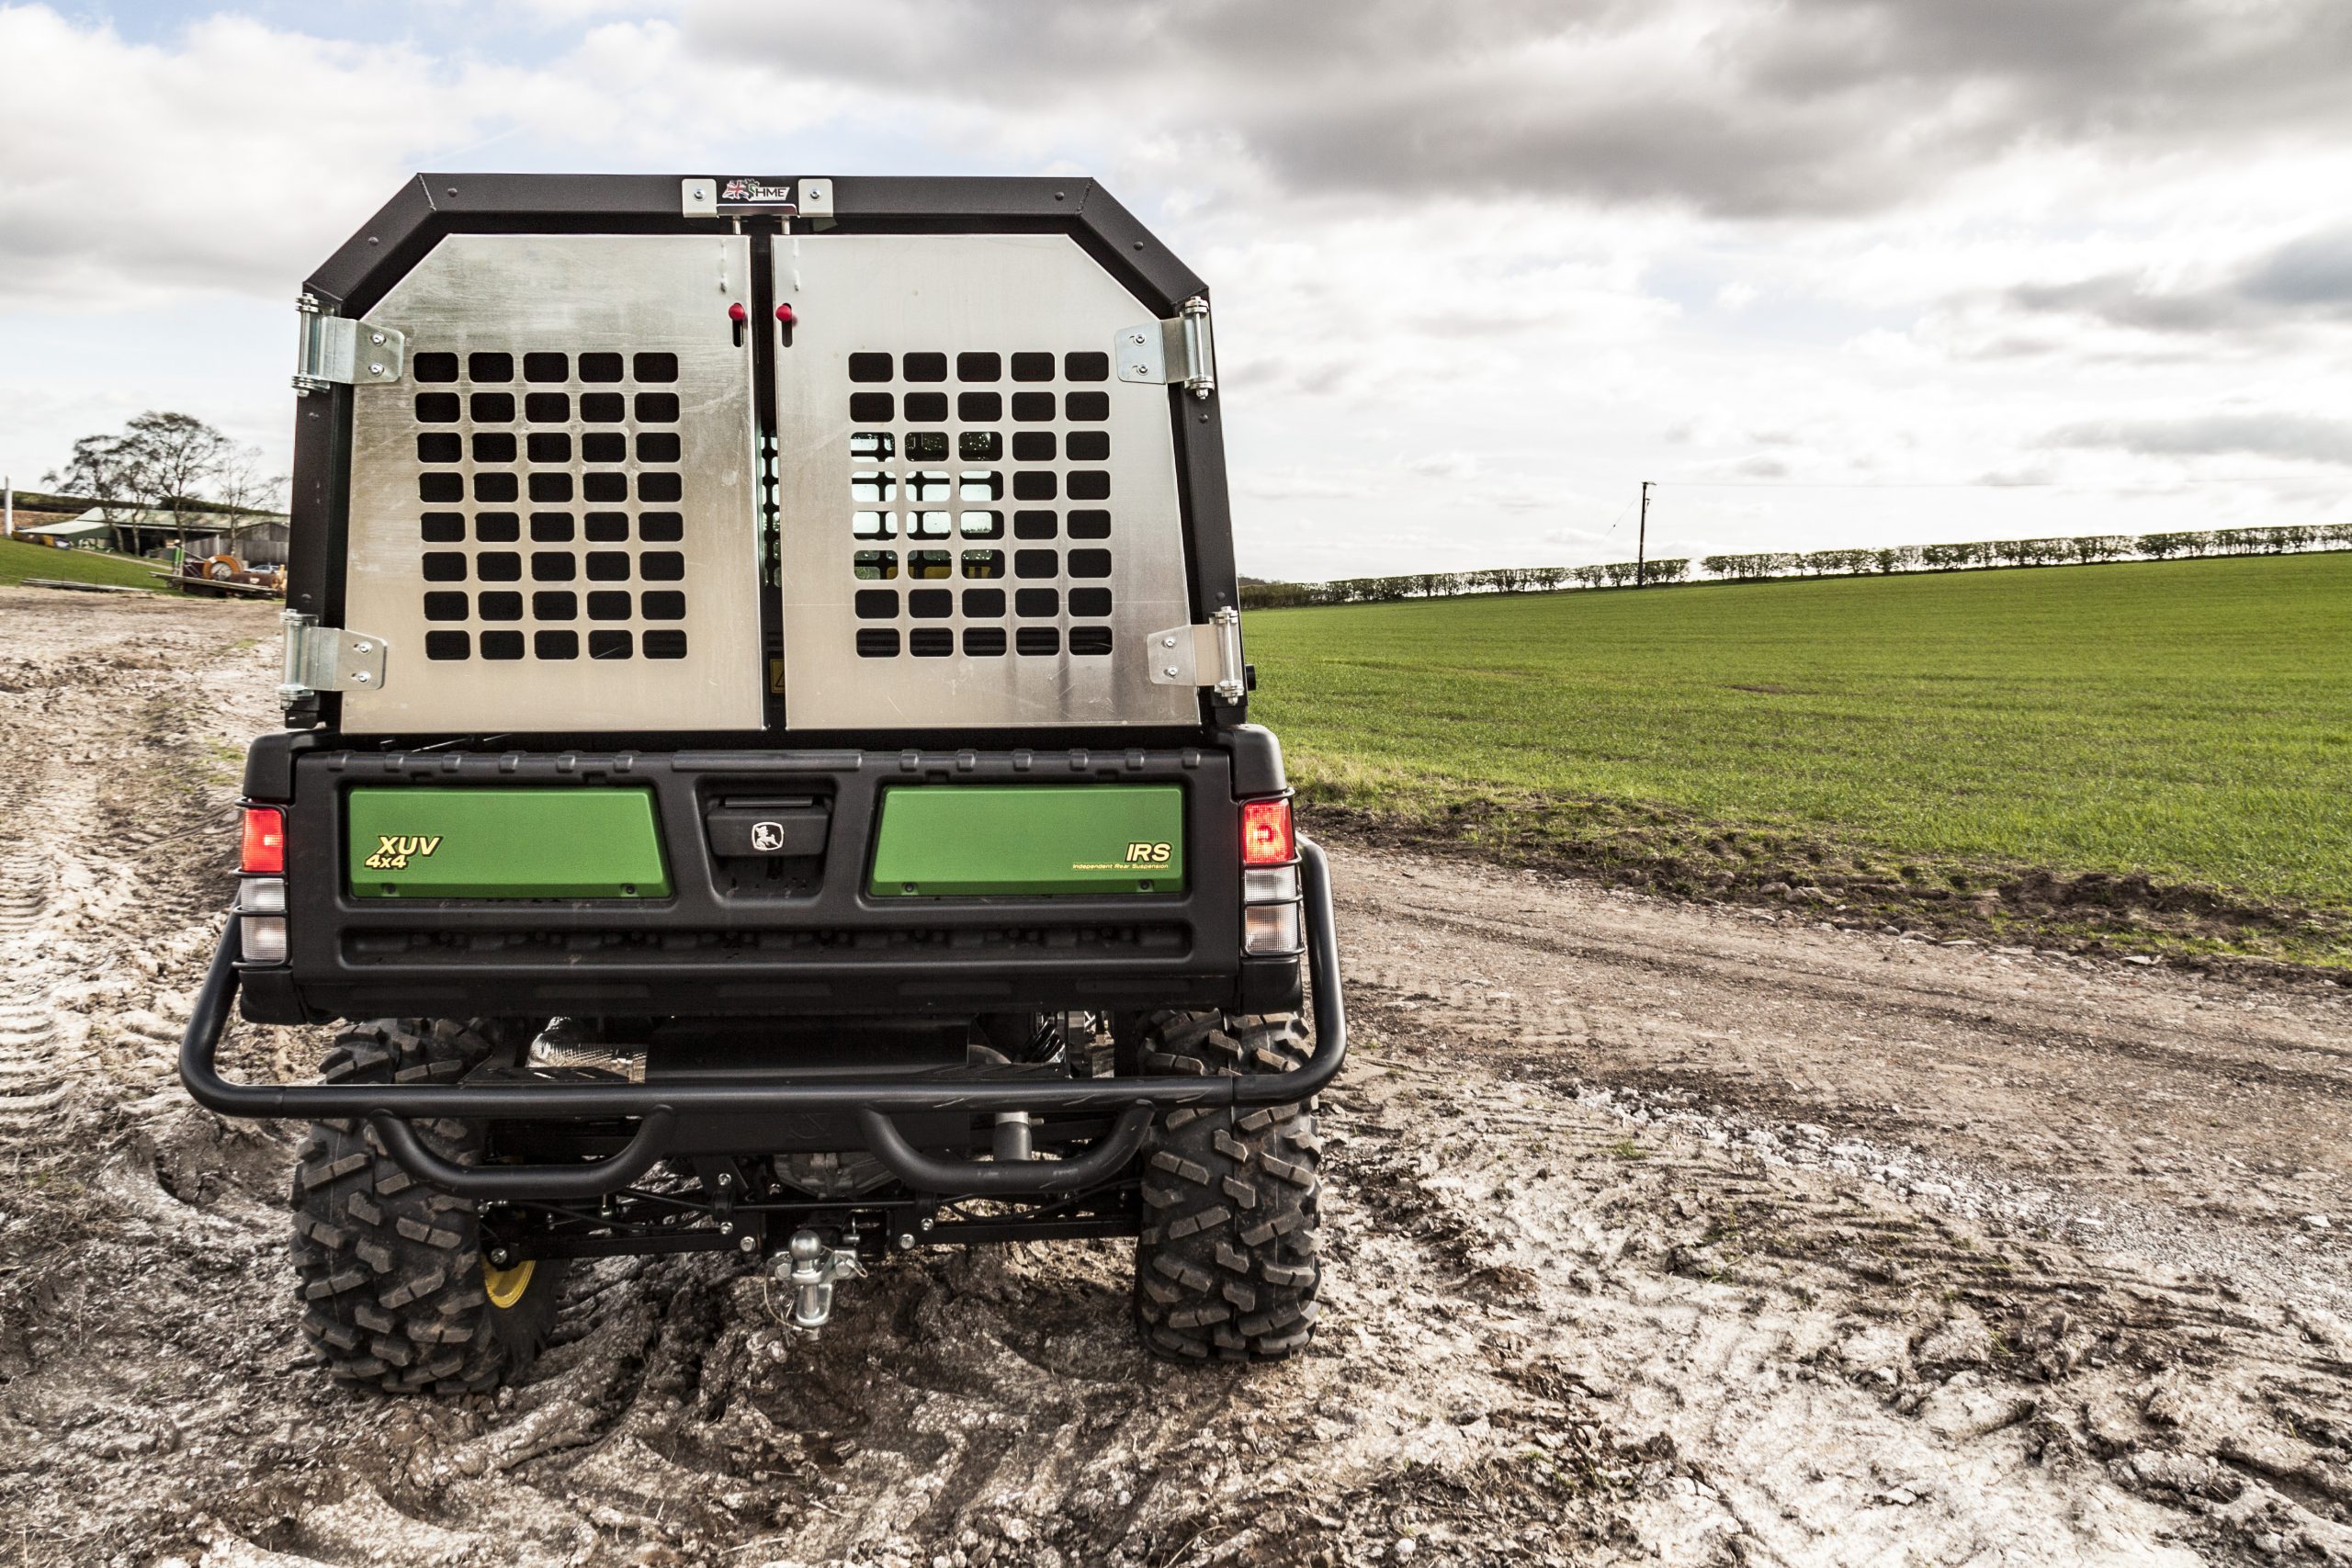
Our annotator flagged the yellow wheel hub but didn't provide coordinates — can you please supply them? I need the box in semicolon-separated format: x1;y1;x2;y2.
482;1258;536;1310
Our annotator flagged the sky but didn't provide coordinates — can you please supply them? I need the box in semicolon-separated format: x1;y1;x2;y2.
1;0;2347;581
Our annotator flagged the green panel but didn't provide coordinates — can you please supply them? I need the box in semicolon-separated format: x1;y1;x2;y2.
346;788;671;898
869;785;1185;897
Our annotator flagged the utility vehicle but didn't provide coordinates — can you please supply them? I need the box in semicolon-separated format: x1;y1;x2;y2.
178;174;1344;1393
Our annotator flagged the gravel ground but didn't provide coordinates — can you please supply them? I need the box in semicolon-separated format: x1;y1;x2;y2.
0;585;2346;1568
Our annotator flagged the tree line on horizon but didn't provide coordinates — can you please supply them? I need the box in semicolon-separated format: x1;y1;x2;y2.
1238;522;2352;608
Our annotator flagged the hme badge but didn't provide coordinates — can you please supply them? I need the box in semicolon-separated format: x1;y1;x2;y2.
364;834;443;871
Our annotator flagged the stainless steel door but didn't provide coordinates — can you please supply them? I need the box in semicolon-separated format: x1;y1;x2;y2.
341;234;763;734
770;233;1197;729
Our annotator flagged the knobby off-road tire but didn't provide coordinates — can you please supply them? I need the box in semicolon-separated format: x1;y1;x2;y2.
288;1019;565;1393
1132;1010;1322;1360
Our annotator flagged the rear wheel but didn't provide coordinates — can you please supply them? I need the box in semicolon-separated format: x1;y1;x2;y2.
288;1018;565;1393
1130;1010;1323;1361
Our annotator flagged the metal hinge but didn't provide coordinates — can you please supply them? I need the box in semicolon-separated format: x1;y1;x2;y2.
1114;296;1216;400
293;293;404;393
279;610;390;701
1146;605;1247;704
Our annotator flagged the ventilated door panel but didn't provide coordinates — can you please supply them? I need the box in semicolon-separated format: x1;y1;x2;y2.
773;234;1196;729
341;235;763;734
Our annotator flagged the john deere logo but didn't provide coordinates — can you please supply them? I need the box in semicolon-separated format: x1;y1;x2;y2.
364;834;442;871
751;820;787;852
1124;841;1173;864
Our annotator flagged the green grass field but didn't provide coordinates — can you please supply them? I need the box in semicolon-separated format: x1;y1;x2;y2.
0;536;164;592
1250;554;2352;952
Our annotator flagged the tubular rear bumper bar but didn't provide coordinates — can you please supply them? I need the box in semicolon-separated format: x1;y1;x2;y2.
181;839;1345;1199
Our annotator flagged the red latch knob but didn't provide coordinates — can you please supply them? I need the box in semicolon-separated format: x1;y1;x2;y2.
728;300;748;346
775;303;797;326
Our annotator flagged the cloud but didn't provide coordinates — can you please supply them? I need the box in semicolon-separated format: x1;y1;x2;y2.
0;8;835;311
1234;468;1377;502
2007;276;2249;335
2045;413;2352;468
2237;224;2352;310
2000;222;2352;338
695;0;2352;218
1406;451;1484;479
0;9;493;309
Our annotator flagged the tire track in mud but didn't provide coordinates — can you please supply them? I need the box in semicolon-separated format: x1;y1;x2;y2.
1364;901;2352;1092
0;834;76;1133
1325;851;2352;1564
1335;853;2352;1292
0;592;300;1565
1332;1045;2352;1566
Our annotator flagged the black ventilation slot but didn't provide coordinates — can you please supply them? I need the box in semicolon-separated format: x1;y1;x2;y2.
406;348;690;665
839;349;1116;659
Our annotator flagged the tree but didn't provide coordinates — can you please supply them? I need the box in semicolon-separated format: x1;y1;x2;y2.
214;444;288;532
43;433;141;525
122;411;239;546
2069;535;2132;564
1700;552;1785;581
45;411;243;553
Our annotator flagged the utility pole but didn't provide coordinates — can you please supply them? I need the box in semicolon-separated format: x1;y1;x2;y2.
1636;480;1652;587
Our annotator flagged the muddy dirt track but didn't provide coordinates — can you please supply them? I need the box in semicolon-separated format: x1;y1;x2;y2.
1;585;2347;1568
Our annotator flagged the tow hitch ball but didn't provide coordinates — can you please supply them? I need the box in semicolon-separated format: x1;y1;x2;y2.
784;1228;865;1330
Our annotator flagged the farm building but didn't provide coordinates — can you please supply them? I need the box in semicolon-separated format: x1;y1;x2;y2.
40;506;290;560
16;515;113;546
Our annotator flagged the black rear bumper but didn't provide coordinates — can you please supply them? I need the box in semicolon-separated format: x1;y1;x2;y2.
242;734;1298;1023
181;839;1346;1200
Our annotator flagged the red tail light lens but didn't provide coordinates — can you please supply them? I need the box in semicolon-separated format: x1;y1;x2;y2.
240;807;286;874
1240;799;1295;866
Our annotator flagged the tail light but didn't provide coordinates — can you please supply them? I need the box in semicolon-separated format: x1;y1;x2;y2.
240;807;286;874
1240;799;1295;867
239;806;289;964
1239;797;1303;955
1242;903;1303;955
240;910;289;964
1243;865;1299;902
